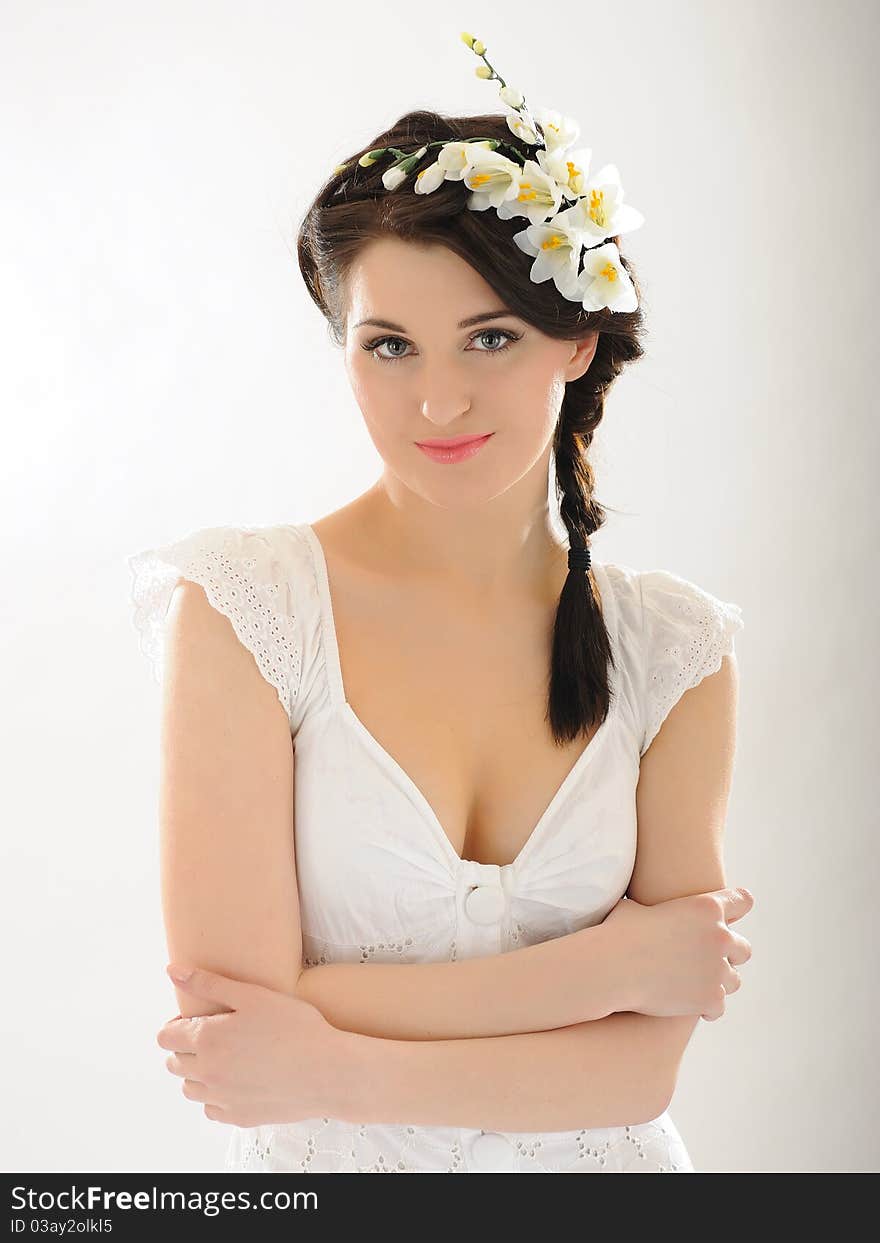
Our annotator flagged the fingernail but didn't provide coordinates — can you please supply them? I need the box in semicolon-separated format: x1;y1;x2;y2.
167;964;192;984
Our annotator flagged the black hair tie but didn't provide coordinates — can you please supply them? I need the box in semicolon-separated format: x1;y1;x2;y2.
567;546;592;572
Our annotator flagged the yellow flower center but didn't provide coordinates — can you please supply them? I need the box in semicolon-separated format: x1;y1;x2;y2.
600;262;618;283
541;234;566;250
517;179;552;205
589;189;608;228
471;172;491;187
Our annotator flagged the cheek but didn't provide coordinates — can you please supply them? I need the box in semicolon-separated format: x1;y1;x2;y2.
503;367;566;434
346;356;398;416
345;362;410;456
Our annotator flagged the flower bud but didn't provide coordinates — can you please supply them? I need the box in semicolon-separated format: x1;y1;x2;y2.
381;166;408;191
499;85;524;108
475;65;493;79
472;40;486;55
460;32;475;47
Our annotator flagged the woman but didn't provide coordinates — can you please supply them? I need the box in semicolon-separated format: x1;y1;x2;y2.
129;33;754;1173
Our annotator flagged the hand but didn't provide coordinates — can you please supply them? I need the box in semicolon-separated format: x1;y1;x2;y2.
602;886;755;1021
156;964;359;1128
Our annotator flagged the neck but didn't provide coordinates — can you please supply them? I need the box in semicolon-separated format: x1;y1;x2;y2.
354;475;567;602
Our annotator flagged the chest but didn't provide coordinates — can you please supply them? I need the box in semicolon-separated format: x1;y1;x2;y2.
327;565;599;868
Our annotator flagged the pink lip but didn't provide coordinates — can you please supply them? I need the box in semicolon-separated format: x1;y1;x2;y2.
414;432;494;464
415;433;493;448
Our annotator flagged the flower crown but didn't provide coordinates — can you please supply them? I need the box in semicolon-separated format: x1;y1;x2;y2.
332;31;645;314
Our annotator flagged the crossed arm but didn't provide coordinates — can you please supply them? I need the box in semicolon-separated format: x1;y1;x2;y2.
292;650;738;1129
161;581;739;1131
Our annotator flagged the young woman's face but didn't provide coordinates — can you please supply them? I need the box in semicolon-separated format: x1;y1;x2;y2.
342;237;597;510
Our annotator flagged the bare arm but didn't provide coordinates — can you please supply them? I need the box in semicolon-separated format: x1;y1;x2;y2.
320;652;741;1132
623;648;742;1092
295;919;628;1039
159;580;303;1020
324;1007;671;1130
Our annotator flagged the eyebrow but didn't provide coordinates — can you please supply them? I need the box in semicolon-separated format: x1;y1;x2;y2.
353;309;518;332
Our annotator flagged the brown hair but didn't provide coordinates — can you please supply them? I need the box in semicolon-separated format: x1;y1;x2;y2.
297;110;646;747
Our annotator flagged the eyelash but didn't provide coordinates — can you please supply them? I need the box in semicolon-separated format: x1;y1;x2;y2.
361;328;522;364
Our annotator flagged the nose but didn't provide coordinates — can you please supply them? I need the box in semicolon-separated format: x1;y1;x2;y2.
418;363;471;426
420;392;474;427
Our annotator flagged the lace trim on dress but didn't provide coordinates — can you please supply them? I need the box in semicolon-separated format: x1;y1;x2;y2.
640;571;744;757
225;1116;695;1173
127;527;301;726
301;929;457;966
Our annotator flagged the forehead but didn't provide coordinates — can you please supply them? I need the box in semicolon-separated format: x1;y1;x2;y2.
344;237;497;322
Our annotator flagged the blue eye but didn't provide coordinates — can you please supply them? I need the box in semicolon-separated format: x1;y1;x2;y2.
362;328;522;363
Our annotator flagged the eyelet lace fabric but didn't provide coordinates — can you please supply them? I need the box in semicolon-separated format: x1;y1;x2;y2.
226;1110;695;1174
127;525;301;725
638;569;744;757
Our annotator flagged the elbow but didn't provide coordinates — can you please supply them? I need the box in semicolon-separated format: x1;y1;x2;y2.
618;1063;675;1127
629;1076;673;1126
634;1060;676;1125
645;1073;675;1123
639;1016;697;1122
641;1059;676;1128
614;1074;673;1128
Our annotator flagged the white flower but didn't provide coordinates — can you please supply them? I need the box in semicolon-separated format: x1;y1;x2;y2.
535;144;592;200
414;161;446;194
579;241;638;312
461;145;524;211
555;164;645;243
512;219;585;300
438;139;495;181
506;111;540;145
531;105;580;153
499;84;524;108
493;157;565;226
553;261;587;301
382;165;408;191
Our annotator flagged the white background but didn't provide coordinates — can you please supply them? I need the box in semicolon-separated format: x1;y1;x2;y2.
2;0;876;1172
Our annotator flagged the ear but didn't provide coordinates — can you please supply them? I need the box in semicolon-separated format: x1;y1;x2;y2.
566;330;599;383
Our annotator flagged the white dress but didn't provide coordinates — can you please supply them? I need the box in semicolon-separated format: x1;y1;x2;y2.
127;521;744;1174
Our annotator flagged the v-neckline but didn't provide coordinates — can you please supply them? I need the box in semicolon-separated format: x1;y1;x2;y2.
295;521;619;873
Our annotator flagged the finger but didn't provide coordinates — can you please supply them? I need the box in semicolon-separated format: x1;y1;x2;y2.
721;887;755;924
725;931;752;967
181;1078;212;1104
165;1052;197;1078
721;961;742;994
166;964;248;1012
156;1015;204;1054
701;985;727;1022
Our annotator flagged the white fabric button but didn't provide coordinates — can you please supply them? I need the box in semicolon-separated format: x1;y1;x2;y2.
470;1131;518;1172
464;884;506;924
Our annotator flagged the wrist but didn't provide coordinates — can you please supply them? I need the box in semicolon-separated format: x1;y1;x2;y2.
576;918;636;1018
323;1026;393;1124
